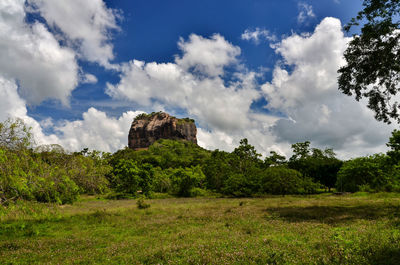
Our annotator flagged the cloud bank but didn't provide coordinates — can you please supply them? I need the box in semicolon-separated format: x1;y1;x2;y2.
262;17;395;157
0;1;394;158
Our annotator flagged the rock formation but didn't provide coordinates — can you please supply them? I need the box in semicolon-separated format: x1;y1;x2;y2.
128;112;197;150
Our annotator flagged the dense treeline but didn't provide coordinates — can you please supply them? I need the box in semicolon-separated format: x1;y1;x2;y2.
1;118;400;205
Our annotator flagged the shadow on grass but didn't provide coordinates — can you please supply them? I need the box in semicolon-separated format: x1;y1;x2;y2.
366;248;400;265
0;209;122;239
266;204;400;224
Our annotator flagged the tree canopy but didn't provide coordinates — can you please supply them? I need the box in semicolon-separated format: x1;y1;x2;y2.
338;0;400;123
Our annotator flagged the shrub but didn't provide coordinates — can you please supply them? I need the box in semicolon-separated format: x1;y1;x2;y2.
261;167;318;195
112;159;154;196
261;167;303;195
136;197;150;209
336;154;397;192
222;173;254;197
170;166;205;197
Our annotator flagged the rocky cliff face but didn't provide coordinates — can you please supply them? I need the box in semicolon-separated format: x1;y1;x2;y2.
128;112;197;150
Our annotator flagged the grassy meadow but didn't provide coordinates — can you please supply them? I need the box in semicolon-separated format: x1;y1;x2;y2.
1;193;400;264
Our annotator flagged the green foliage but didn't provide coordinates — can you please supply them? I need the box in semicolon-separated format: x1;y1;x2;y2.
39;149;111;195
110;139;210;169
180;117;195;123
260;167;318;195
133;112;156;121
203;150;234;192
0;118;112;204
264;151;286;167
134;112;195;124
336;154;398;192
170;166;205;197
232;138;262;173
0;118;33;150
387;129;400;163
113;159;141;195
289;142;342;191
32;166;80;204
338;0;400;123
136;197;150;209
0;147;80;204
151;167;172;193
112;159;154;196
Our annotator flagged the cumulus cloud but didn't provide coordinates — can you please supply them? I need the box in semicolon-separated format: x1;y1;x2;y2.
1;0;393;158
53;108;143;152
241;28;277;44
175;34;241;77
262;17;395;157
0;0;78;105
0;75;143;152
0;0;145;153
106;34;262;132
27;0;120;68
297;2;315;24
105;33;287;156
0;75;60;146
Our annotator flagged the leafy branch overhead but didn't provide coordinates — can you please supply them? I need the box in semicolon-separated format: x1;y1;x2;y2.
338;0;400;123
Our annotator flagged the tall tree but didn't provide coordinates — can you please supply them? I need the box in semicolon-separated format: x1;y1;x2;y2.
338;0;400;123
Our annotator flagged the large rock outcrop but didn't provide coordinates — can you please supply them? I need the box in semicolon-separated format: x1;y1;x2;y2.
128;112;197;150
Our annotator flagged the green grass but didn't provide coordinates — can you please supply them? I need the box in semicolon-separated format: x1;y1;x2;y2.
1;194;400;264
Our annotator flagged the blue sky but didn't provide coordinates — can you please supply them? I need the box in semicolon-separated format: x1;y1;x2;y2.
0;0;394;158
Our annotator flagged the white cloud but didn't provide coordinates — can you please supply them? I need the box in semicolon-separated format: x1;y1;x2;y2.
27;0;120;68
81;73;98;84
0;75;61;146
0;76;143;152
53;108;143;152
262;17;395;158
0;0;78;105
107;34;262;132
0;0;144;153
1;0;393;159
241;28;277;44
298;2;315;24
105;33;287;156
175;34;241;77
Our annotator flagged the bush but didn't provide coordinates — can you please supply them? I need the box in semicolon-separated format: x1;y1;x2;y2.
170;166;205;197
32;167;80;204
136;197;150;209
336;154;397;192
112;159;154;196
261;167;318;195
222;173;254;197
260;167;303;195
151;167;172;193
189;187;209;197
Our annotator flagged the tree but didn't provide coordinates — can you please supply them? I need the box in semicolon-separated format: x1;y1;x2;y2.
203;150;233;192
232;138;262;174
264;151;286;167
289;142;341;191
170;166;205;197
387;129;400;163
0;118;33;150
338;0;400;123
336;154;396;192
260;167;318;195
290;141;311;161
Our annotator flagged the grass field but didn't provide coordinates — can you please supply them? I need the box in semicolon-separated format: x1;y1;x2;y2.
1;193;400;264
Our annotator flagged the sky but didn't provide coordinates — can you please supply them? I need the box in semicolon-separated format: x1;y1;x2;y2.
0;0;397;158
